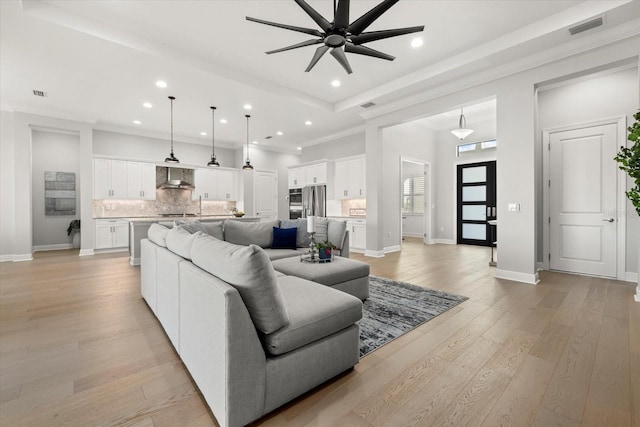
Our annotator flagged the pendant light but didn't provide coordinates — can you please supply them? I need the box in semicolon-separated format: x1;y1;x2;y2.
242;114;254;170
207;106;220;167
165;96;179;163
451;107;474;140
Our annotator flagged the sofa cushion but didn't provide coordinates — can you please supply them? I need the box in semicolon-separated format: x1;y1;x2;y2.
175;219;207;234
271;227;297;250
166;227;201;260
201;221;224;240
280;219;311;248
263;275;362;355
191;233;289;334
328;220;347;250
147;223;170;247
224;220;280;248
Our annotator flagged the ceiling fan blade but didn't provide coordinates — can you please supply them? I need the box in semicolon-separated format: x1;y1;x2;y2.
334;0;350;29
347;0;399;35
345;43;395;61
351;26;425;45
305;45;330;72
246;16;322;37
294;0;332;32
330;47;353;74
266;39;322;55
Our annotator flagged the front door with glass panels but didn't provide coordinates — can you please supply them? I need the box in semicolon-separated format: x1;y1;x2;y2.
457;161;496;246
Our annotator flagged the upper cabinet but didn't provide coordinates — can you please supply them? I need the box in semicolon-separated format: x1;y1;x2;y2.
94;158;156;200
334;156;366;199
192;168;238;201
94;158;128;199
127;162;156;200
288;162;330;189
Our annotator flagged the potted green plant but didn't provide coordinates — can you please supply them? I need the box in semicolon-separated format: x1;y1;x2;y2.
614;110;640;216
67;219;81;248
316;240;337;260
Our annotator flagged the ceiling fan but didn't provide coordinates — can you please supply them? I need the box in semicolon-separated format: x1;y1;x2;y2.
246;0;424;74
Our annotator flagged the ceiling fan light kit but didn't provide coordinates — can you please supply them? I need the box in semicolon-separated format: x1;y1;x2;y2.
451;108;474;140
247;0;424;74
164;96;180;163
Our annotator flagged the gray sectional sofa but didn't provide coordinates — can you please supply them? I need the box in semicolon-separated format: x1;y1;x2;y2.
140;218;369;427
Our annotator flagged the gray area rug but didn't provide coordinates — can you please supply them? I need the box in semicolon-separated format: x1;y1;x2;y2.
359;276;468;357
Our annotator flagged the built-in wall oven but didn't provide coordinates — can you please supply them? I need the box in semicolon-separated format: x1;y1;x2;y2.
288;188;303;219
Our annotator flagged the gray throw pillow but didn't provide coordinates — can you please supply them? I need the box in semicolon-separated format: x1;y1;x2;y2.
166;227;202;260
201;221;224;240
223;219;280;248
174;219;207;234
314;217;329;244
147;223;170;247
327;220;347;250
280;219;311;248
191;233;289;334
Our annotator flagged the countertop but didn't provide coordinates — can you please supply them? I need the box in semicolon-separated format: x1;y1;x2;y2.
327;216;367;220
96;215;257;223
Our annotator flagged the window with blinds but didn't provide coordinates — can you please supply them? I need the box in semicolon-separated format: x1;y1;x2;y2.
402;176;424;215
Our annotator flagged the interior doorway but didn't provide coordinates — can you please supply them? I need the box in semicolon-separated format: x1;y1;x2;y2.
400;158;431;245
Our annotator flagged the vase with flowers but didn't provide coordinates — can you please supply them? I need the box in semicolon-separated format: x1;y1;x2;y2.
316;240;337;260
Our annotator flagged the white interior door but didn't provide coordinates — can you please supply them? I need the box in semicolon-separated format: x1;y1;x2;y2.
254;170;277;221
549;123;618;277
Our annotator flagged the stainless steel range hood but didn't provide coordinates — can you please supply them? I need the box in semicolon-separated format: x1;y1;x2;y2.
157;167;194;189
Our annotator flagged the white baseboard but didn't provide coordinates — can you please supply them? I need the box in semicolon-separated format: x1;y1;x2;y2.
624;271;638;283
130;256;140;266
431;239;455;245
13;253;33;262
384;245;401;254
94;248;127;255
33;244;73;252
536;262;544;271
495;269;540;285
0;254;14;263
365;249;385;258
402;233;423;238
79;249;95;256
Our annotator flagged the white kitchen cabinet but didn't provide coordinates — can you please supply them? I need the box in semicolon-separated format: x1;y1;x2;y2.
94;158;127;199
193;168;238;201
288;162;329;189
288;167;305;188
95;219;129;250
126;162;156;200
348;219;366;251
334;157;365;199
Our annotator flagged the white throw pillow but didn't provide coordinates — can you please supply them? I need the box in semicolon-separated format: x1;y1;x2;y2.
166;227;201;260
147;223;170;247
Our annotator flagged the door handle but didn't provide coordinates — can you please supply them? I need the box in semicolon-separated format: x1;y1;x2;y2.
487;207;491;217
602;218;615;222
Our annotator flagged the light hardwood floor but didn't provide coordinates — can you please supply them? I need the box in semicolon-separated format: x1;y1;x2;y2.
0;239;638;426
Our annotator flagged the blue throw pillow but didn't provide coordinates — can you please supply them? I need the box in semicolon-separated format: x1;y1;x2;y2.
271;227;298;249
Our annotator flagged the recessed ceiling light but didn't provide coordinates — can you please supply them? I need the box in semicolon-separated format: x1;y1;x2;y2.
200;132;207;136
133;120;141;125
244;104;252;110
297;147;302;150
143;102;152;108
253;141;259;144
411;37;423;48
331;80;341;87
305;120;312;126
156;80;167;88
220;119;228;124
276;131;283;136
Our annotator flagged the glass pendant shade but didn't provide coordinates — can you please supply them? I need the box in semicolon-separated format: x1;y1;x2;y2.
165;96;179;163
242;114;254;170
451;108;474;140
207;106;220;167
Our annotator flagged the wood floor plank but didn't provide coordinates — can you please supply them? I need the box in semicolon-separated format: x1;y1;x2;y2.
1;243;637;426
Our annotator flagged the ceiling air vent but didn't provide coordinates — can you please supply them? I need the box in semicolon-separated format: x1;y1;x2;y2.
32;90;46;97
361;102;376;109
569;17;603;36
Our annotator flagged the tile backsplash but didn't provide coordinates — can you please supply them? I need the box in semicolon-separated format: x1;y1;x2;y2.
341;198;366;217
93;188;236;218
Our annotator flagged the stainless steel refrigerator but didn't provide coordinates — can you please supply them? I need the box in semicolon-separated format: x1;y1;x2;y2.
302;185;326;218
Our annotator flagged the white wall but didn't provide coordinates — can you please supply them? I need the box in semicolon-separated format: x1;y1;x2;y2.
32;130;81;249
362;35;639;283
0;111;16;261
536;66;639;273
300;132;365;162
434;119;497;242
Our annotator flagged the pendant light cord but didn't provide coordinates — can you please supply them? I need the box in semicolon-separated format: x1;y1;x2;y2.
211;106;216;156
169;96;175;155
245;114;251;162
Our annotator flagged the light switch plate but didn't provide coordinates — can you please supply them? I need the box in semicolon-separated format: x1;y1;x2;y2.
508;203;520;212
